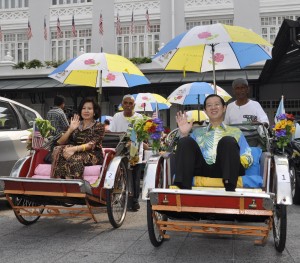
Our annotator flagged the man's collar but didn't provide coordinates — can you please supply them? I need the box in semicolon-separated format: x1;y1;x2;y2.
207;122;227;131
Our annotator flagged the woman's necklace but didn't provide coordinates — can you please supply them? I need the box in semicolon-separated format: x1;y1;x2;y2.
80;120;94;130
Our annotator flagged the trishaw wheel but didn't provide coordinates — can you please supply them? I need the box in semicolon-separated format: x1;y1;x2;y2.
106;160;128;228
147;200;167;247
289;161;300;204
12;196;44;225
272;204;287;253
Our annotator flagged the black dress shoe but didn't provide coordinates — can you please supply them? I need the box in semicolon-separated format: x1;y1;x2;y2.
223;180;236;192
131;202;140;211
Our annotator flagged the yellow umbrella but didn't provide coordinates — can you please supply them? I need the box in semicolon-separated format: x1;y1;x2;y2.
186;110;208;122
48;52;150;105
153;23;272;90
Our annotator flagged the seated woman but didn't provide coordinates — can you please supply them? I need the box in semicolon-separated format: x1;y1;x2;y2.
50;98;105;180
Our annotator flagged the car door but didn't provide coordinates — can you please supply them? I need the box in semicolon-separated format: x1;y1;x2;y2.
0;100;30;178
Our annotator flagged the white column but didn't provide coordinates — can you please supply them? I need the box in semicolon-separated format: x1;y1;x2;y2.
28;0;51;61
160;0;185;46
233;0;260;34
91;0;115;53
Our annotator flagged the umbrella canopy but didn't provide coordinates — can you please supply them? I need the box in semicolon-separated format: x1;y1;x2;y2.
118;93;171;112
167;82;231;105
48;52;150;105
100;115;113;123
132;93;171;112
153;23;272;88
186;110;208;122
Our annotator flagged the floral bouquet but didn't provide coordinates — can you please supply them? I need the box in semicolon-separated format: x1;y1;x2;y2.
143;118;164;152
128;115;164;152
273;113;296;150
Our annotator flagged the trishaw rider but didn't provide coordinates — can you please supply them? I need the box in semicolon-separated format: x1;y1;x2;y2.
173;94;253;191
224;78;269;127
109;95;143;211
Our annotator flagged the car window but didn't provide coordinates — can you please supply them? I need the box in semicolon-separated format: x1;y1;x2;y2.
0;101;18;130
14;104;37;128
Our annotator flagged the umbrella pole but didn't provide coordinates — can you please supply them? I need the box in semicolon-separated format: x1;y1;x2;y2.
211;44;217;93
197;94;200;122
97;70;102;108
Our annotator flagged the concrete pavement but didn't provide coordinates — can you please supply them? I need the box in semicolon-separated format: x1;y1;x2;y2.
0;199;299;263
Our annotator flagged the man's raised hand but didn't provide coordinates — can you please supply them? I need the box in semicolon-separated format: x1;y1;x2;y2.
175;111;193;137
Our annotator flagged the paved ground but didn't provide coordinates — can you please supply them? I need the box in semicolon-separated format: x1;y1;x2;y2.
0;198;299;263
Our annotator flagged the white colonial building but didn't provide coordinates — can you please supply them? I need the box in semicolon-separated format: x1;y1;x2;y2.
0;0;299;128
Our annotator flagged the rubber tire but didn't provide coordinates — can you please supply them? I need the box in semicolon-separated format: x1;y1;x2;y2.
106;160;128;228
12;196;44;225
147;200;167;247
273;204;287;253
289;161;300;205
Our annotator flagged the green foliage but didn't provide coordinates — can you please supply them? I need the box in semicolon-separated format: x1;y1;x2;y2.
35;118;55;138
44;60;66;68
26;59;44;69
13;60;66;69
13;60;44;69
129;57;152;65
13;61;27;69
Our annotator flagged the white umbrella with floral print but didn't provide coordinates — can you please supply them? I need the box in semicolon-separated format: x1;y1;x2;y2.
48;52;150;104
153;23;272;90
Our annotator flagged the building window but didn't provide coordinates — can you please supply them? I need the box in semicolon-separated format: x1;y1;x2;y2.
0;0;28;8
51;0;91;4
1;33;28;62
186;19;233;30
261;15;299;44
51;29;91;61
116;24;160;58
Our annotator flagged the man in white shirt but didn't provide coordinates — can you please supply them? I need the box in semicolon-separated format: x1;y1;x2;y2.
110;95;143;211
224;78;269;127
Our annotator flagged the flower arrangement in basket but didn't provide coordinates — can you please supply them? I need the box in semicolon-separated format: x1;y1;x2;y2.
273;113;295;150
128;115;164;153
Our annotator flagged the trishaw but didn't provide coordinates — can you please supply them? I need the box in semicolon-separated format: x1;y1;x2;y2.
142;123;292;252
1;132;130;228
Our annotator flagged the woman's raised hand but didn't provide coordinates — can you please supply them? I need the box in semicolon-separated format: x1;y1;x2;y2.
175;111;193;137
69;114;80;131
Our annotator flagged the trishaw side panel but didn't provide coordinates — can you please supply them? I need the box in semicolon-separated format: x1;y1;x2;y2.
23;149;49;178
142;155;164;200
90;150;115;197
4;180;83;194
155;193;267;210
103;156;128;189
10;155;32;178
273;155;293;205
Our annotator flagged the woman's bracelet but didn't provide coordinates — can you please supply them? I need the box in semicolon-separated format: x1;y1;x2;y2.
82;144;86;152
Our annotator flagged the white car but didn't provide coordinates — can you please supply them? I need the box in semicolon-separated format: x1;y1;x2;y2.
0;97;42;195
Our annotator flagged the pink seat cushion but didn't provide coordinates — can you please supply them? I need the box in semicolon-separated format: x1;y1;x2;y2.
33;164;102;185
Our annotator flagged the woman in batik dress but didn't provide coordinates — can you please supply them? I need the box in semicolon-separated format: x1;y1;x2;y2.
50;98;105;179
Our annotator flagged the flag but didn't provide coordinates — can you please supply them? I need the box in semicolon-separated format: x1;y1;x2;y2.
44;18;47;40
99;13;103;35
56;17;63;39
31;122;44;149
146;9;151;32
116;12;121;35
274;95;285;123
130;10;134;34
27;21;33;40
0;26;2;42
72;15;77;37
